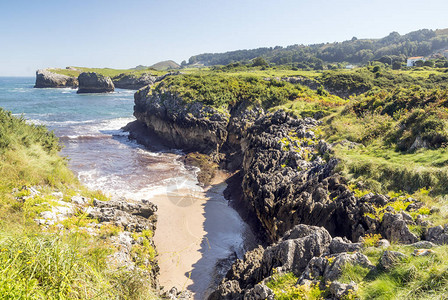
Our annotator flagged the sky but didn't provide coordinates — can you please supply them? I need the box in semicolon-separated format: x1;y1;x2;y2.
0;0;447;76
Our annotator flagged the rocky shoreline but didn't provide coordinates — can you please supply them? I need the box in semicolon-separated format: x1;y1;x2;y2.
126;82;447;299
34;68;181;92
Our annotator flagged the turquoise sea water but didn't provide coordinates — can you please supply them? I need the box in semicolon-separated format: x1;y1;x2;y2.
0;76;255;297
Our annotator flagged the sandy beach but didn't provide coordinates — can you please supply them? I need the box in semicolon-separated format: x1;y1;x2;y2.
151;171;254;299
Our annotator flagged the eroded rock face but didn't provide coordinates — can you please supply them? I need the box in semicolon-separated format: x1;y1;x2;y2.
133;86;229;152
240;111;375;242
113;73;157;90
34;69;78;88
87;198;157;232
380;213;419;244
299;252;374;283
209;225;331;300
77;72;114;93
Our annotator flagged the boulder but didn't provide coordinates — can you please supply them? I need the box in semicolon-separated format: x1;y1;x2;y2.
380;213;419;244
424;225;448;245
87;198;157;232
378;251;406;270
34;69;78;88
329;237;362;254
329;281;358;299
299;252;374;283
209;225;331;299
243;284;274;300
77;72;114;93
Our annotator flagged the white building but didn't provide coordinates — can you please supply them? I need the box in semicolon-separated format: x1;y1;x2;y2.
407;56;425;67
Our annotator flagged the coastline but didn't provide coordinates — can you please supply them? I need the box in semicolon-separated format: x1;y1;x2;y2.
150;170;256;298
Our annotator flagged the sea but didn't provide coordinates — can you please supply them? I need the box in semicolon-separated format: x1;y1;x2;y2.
0;77;255;298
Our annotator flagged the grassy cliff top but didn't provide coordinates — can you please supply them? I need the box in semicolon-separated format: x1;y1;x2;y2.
152;73;346;117
48;66;166;78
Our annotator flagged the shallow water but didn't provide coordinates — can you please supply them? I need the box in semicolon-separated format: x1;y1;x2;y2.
0;77;255;298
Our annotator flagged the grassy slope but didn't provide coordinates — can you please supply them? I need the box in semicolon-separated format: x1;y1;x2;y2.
147;65;448;299
0;109;157;299
49;67;166;78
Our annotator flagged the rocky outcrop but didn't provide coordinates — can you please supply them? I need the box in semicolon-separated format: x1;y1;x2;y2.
77;72;114;93
424;225;448;244
113;71;181;90
133;85;229;152
130;89;428;246
34;69;78;88
113;73;157;90
209;225;331;300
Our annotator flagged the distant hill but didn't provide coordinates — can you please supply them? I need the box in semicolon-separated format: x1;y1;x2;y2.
188;28;448;68
149;60;180;70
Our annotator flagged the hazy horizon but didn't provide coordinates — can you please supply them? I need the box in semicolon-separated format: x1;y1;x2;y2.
1;0;447;76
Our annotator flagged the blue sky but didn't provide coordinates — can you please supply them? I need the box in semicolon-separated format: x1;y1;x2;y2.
0;0;447;76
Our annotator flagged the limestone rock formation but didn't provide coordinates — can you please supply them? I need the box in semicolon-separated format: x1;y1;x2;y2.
34;69;78;88
113;73;157;90
77;72;114;93
208;225;331;300
133;85;229;152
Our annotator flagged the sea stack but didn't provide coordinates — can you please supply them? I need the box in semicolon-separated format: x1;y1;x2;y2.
34;69;78;88
77;72;114;93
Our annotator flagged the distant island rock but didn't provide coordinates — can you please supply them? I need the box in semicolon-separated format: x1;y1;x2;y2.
34;69;78;88
77;72;114;94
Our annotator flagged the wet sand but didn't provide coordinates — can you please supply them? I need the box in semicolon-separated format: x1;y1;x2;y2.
151;171;255;299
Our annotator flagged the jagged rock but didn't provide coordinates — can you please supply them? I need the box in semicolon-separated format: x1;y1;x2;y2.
77;72;114;93
210;225;331;300
408;241;435;248
329;281;358;299
93;198;157;218
113;73;157;89
378;251;406;270
380;213;419;244
87;199;157;232
243;284;274;300
240;111;376;242
359;193;389;206
208;280;243;300
329;237;362;254
299;252;374;283
34;69;78;88
424;225;448;244
133;85;229;152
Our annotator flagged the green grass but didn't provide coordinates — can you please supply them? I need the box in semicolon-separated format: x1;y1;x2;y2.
358;245;448;300
266;272;324;300
48;67;166;79
0;108;158;299
150;73;344;116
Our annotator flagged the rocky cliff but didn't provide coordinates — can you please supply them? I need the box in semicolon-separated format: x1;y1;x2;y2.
128;82;445;299
114;73;157;90
34;69;78;88
77;72;115;93
131;89;426;243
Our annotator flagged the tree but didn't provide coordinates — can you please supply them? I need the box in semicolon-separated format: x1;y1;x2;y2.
423;60;435;67
252;57;268;67
392;62;402;70
415;60;424;67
